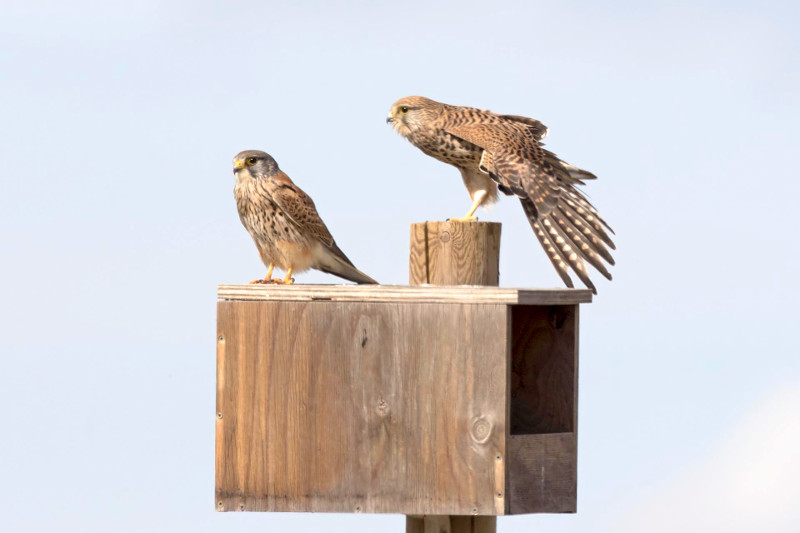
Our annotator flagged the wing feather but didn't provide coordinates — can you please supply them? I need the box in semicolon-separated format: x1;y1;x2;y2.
443;114;613;292
271;181;335;248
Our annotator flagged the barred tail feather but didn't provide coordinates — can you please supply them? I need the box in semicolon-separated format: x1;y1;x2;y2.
522;199;574;288
521;198;601;294
560;202;616;259
564;191;615;236
562;197;617;245
541;217;597;293
552;208;613;280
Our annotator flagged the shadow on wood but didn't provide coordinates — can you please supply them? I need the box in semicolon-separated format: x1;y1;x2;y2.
406;515;497;533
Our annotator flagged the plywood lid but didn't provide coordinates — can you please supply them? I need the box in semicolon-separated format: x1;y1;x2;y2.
217;284;592;305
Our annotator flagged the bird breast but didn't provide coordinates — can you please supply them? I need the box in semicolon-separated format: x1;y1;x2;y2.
235;180;304;245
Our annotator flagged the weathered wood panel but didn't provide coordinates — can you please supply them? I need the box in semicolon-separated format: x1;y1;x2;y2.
506;434;577;514
218;284;592;306
216;300;509;515
510;305;577;434
409;222;501;286
406;515;498;533
505;304;579;514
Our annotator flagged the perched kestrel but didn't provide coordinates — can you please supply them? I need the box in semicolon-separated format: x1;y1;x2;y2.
387;96;614;293
233;150;377;285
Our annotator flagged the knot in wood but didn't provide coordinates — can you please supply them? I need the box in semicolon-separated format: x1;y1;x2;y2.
470;416;492;443
376;398;390;417
439;230;451;243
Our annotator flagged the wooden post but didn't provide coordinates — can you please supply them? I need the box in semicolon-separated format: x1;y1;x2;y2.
407;220;502;533
406;515;497;533
409;221;501;286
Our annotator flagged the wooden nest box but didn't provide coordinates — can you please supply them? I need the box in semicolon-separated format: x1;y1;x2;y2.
215;222;592;523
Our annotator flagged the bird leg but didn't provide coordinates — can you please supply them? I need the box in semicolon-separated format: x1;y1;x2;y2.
271;267;294;285
262;267;295;285
249;263;280;284
449;190;487;222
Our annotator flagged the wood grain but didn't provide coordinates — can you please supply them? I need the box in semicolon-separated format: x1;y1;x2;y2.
406;221;503;529
406;515;497;533
218;284;592;306
409;222;501;286
506;434;577;513
216;220;584;520
505;305;579;514
510;305;577;434
216;300;509;515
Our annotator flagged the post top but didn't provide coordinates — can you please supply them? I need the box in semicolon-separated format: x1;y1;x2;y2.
217;284;592;305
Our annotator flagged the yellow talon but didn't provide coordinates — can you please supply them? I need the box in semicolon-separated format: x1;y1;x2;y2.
447;190;487;222
447;215;478;222
274;268;294;285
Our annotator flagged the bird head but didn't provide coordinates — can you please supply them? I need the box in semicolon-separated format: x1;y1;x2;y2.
233;150;280;180
386;96;443;137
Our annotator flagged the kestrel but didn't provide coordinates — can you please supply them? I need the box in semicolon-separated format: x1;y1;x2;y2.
233;150;377;285
387;96;614;293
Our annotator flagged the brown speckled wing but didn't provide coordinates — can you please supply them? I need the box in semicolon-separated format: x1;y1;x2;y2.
444;114;614;293
498;114;549;141
443;120;561;214
271;180;335;248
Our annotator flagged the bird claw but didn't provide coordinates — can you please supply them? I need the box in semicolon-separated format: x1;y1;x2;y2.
447;215;478;222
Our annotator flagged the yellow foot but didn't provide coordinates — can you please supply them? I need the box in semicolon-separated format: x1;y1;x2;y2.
447;215;478;222
248;278;282;284
271;277;295;285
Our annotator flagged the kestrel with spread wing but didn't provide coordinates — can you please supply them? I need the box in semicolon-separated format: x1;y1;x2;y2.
233;150;378;285
386;96;614;293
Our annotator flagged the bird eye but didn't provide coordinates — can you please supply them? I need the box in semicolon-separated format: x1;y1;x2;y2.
400;106;409;113
246;157;257;165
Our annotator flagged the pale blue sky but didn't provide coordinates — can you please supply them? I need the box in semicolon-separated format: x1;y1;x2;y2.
1;1;799;531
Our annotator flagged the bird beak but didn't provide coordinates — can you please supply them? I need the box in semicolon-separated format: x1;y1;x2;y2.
233;160;244;170
386;115;394;124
